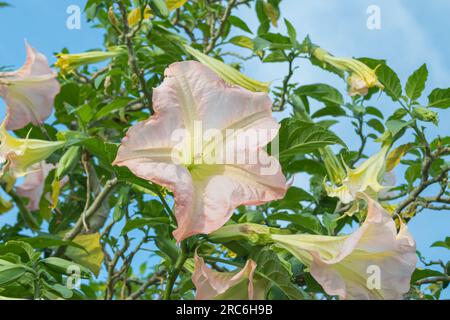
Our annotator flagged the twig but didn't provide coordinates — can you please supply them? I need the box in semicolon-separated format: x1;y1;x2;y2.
117;1;154;114
63;178;119;242
204;0;237;54
127;270;165;300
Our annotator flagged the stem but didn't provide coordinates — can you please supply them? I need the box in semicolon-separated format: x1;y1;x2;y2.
204;0;237;54
5;187;39;230
155;188;177;223
117;1;154;114
34;277;41;300
275;53;295;111
63;178;118;241
163;241;188;300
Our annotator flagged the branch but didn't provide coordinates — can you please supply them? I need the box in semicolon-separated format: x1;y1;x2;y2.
204;0;237;54
63;178;119;242
394;166;449;216
117;1;154;114
127;270;165;300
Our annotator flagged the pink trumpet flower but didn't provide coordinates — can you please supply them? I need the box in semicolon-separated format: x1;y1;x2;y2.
0;42;60;130
16;161;55;211
192;254;262;300
272;197;417;299
114;61;287;241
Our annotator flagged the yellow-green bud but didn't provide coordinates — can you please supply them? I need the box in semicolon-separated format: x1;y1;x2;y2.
412;106;438;125
208;223;274;245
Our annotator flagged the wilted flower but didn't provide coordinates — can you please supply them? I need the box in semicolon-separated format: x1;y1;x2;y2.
192;254;265;300
55;47;126;76
184;45;270;92
0;42;59;130
325;144;390;204
312;47;383;96
271;197;417;300
0;125;65;182
113;61;286;241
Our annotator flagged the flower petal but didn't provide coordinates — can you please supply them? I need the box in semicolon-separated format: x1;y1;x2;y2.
155;61;279;149
310;198;417;299
272;197;417;300
174;152;286;241
16;161;55;211
192;254;257;300
115;61;286;241
0;42;59;130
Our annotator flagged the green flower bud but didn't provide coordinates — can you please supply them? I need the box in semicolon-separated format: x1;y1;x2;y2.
55;146;81;180
412;106;438;125
208;223;274;245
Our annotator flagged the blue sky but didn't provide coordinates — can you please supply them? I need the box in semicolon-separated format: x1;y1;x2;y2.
0;0;448;298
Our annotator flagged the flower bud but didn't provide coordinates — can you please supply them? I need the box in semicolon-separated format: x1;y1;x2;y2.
208;223;273;245
412;106;438;125
184;45;270;92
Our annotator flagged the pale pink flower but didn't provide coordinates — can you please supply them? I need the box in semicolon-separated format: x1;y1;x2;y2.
114;61;287;241
192;254;261;300
0;42;60;130
272;197;417;299
16;161;55;211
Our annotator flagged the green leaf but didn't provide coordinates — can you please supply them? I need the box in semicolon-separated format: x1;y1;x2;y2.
0;241;36;263
121;217;170;235
311;106;346;118
431;237;450;250
64;233;104;276
229;35;254;50
252;248;307;300
0;265;27;286
428;88;450;109
284;19;297;44
40;257;91;278
18;234;85;251
412;268;447;283
386;119;411;137
268;212;324;234
365;106;384;119
377;63;402;101
295;84;344;106
95;97;132;119
278;119;346;159
149;0;169;18
367;118;385;133
229;16;253;34
271;186;315;211
405;64;428;101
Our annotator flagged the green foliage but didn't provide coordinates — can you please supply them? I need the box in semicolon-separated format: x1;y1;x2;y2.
0;0;448;301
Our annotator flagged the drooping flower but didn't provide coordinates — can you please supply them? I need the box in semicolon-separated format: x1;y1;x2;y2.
312;47;383;96
271;197;417;300
192;254;264;300
325;144;390;204
113;61;287;241
16;161;55;211
55;47;126;76
0;42;60;131
184;45;270;92
0;125;65;183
